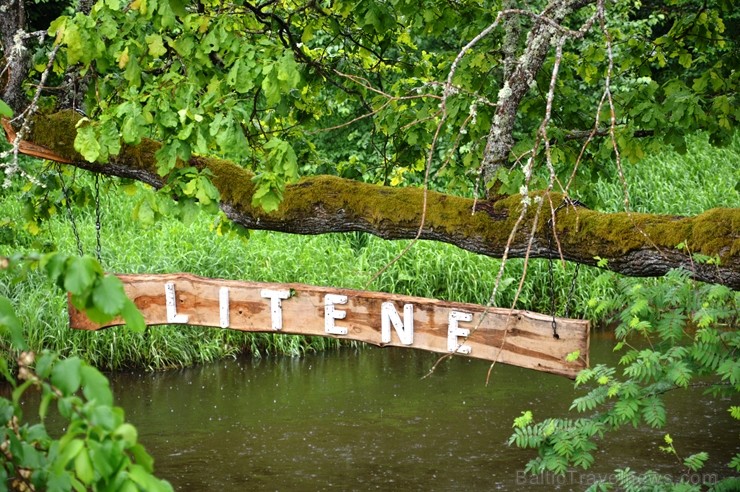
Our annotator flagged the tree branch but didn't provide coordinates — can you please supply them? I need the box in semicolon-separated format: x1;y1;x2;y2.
480;0;596;192
3;111;739;289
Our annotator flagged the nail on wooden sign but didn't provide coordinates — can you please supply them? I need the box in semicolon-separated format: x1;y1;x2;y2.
69;273;590;378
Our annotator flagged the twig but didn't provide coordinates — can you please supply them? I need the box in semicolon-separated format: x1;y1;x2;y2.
1;42;60;188
598;3;667;258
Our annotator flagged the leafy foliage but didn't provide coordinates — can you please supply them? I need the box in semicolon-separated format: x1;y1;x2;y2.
0;254;170;491
30;0;738;211
510;268;739;489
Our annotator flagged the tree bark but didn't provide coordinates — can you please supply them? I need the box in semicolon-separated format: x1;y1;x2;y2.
481;0;594;193
0;0;29;113
3;112;739;290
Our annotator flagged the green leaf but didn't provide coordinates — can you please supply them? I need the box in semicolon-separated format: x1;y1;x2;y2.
195;176;219;205
92;275;127;316
89;405;117;430
87;440;116;479
51;357;83;396
74;121;102;162
129;444;155;472
264;138;298;179
730;453;740;472
98;119;122;159
678;52;692;68
683;451;708;472
132;197;156;226
0;358;12;386
74;448;94;484
48;15;67;38
122;299;146;333
58;438;85;467
114;423;138;446
154;141;186;174
0;296;27;350
251;179;282;212
63;23;84;65
12;379;34;406
213;116;248;156
641;397;666;428
64;256;99;296
0;99;13;118
182;178;197;197
129;464;174;492
43;252;70;287
0;399;14;423
226;59;256;94
277;52;300;88
261;65;281;106
121;105;146;143
145;34;167;57
513;411;533;428
81;365;113;406
39;391;54;420
168;0;187;17
35;352;55;379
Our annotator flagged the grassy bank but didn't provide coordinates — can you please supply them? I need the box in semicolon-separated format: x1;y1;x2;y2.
1;133;738;369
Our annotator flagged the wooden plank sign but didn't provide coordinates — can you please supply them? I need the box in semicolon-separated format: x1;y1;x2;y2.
69;273;590;378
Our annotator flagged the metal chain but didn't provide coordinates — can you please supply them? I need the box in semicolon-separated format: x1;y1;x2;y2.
58;168;84;257
564;263;581;319
94;173;102;263
547;197;587;339
57;167;104;264
547;226;559;339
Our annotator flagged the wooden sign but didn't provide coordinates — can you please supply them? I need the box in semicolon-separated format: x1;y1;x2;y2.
69;273;590;377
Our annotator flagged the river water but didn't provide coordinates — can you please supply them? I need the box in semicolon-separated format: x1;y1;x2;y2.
98;329;737;491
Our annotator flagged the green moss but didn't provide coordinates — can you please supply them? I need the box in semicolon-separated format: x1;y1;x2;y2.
29;110;84;161
688;208;740;258
117;139;162;174
556;203;739;263
205;156;258;212
271;176;514;243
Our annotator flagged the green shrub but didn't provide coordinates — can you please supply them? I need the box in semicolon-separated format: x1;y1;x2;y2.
1;254;170;491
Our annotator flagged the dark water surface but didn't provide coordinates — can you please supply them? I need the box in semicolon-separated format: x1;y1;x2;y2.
6;329;739;490
100;330;738;491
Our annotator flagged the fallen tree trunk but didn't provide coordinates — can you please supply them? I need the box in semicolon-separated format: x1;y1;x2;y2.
4;111;740;289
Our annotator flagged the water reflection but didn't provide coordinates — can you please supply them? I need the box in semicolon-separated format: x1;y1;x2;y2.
103;330;738;491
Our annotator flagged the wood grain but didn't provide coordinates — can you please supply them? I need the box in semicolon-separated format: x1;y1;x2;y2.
69;273;590;377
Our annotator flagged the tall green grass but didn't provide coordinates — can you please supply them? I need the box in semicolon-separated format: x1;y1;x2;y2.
594;132;740;214
1;132;737;369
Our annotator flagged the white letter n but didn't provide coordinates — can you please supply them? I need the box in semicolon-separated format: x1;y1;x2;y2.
381;302;414;345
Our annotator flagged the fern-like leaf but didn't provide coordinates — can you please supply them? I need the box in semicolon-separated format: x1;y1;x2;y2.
728;453;740;472
683;451;708;472
641;396;666;428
